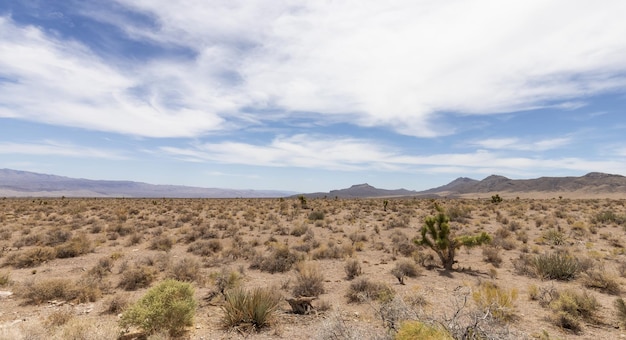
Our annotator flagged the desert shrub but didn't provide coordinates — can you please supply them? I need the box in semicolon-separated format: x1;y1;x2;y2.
60;318;120;340
387;215;410;229
120;279;196;336
0;271;9;286
395;320;453;340
312;242;353;260
168;257;203;284
43;228;72;246
472;281;518;322
187;239;222;256
46;306;74;327
221;287;282;331
549;290;599;333
446;204;472;223
103;293;129;314
346;278;394;303
292;262;325;297
391;260;420;284
308;211;325;221
315;311;389;340
581;268;621;295
542;229;565;246
211;268;242;296
344;259;362;280
55;233;93;258
533;252;581;280
593;210;626;225
19;278;100;305
614;298;626;327
250;244;300;273
149;235;173;252
87;257;114;280
118;265;157;291
4;246;57;268
482;246;503;267
290;224;309;236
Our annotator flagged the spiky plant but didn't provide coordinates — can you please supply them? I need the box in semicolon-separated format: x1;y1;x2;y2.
415;205;491;270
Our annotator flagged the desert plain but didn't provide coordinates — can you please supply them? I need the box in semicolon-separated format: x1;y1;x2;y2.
1;195;626;339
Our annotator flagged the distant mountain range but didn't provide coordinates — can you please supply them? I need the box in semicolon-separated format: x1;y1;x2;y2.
0;169;296;198
302;172;626;198
1;169;625;198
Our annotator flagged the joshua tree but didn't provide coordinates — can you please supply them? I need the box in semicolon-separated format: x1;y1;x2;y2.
491;194;503;204
415;205;491;270
298;195;307;209
383;200;389;211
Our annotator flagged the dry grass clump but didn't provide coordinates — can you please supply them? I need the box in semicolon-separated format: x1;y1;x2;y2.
395;320;453;340
390;260;420;284
54;233;93;258
187;239;222;256
292;262;325;297
149;235;173;252
0;271;10;287
18;278;101;305
482;246;503;267
46;307;75;327
614;298;626;327
168;257;204;284
221;287;282;332
4;246;57;268
344;259;362;280
346;278;394;303
312;242;354;260
102;293;129;315
250;244;301;273
548;290;600;333
118;264;157;291
472;281;518;322
581;268;621;295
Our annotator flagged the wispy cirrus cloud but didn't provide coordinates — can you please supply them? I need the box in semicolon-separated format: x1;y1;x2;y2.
470;137;572;151
158;134;624;176
0;140;127;159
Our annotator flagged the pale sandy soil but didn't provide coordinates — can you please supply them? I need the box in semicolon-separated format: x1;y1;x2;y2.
1;197;626;339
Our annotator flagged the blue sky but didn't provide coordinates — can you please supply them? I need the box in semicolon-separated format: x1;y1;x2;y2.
1;1;625;193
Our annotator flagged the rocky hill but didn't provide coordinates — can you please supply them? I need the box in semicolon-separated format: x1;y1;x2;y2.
422;172;626;196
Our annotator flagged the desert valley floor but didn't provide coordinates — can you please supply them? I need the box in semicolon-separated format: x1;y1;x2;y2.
1;196;626;339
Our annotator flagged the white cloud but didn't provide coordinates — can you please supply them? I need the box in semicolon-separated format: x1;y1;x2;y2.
471;137;572;151
3;1;626;138
111;0;626;136
0;140;127;159
0;17;225;137
159;134;625;176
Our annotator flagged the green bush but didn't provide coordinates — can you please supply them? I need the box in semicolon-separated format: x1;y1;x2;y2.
120;279;196;336
221;287;282;331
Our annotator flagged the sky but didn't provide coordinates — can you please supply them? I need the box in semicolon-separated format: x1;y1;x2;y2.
1;0;626;193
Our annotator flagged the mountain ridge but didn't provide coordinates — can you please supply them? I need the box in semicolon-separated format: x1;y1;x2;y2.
0;169;296;198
